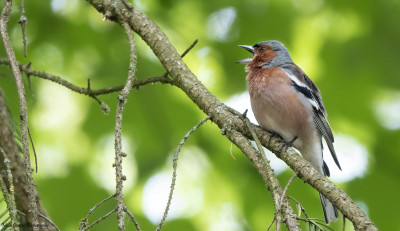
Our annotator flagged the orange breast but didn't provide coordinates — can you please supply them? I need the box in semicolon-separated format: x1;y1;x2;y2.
247;67;315;145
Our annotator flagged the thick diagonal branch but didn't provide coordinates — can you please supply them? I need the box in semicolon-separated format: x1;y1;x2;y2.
227;128;300;230
243;115;300;230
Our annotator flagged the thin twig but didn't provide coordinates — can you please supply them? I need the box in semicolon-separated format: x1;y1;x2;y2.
266;216;276;231
287;195;335;230
160;39;198;79
287;196;309;219
0;39;197;112
121;0;133;10
0;58;173;113
114;22;137;231
124;206;141;231
25;62;34;97
83;208;118;231
17;0;27;57
180;39;198;59
279;173;297;207
240;110;301;230
0;0;38;229
342;214;346;231
289;196;309;220
84;193;116;220
297;217;335;231
241;111;282;230
300;217;336;231
295;217;309;222
27;126;38;173
0;148;20;231
38;213;60;231
156;116;210;231
241;110;272;180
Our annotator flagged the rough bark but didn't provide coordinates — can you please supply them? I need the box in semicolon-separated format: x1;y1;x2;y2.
84;1;377;230
0;90;56;230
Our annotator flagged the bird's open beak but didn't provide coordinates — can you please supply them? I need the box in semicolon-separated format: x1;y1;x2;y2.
238;45;254;53
237;45;254;64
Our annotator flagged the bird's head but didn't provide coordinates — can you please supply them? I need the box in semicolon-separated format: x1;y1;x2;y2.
237;40;292;71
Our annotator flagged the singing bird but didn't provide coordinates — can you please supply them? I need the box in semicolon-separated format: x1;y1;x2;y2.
237;40;341;224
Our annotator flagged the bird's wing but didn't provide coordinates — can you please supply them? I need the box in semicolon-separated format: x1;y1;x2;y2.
282;63;341;170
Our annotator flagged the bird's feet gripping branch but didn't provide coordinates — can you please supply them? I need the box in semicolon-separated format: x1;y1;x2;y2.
277;136;298;154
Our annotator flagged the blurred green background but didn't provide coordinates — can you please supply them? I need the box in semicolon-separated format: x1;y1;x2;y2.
1;0;399;230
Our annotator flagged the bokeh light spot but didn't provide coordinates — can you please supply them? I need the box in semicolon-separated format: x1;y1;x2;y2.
207;7;237;42
324;134;368;183
142;147;209;224
51;0;78;14
374;91;400;130
208;203;244;231
36;145;68;178
89;134;137;192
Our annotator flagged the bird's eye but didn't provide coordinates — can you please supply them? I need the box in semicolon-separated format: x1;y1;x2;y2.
260;47;266;51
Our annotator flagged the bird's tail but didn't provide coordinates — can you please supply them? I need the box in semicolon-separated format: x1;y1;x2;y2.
319;193;338;224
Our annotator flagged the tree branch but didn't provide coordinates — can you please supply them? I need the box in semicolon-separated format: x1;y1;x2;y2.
0;57;174;114
0;38;196;114
156;116;210;231
17;0;27;57
242;113;300;230
79;193;117;230
124;206;141;231
0;0;38;229
253;128;375;230
38;213;60;231
0;91;55;230
113;22;137;231
0;148;20;231
85;1;377;230
82;208;118;231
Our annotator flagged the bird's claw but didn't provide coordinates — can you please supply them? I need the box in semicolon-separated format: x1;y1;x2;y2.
267;130;281;145
277;136;298;153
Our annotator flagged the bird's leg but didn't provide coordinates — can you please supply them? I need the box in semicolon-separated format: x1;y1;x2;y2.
277;136;298;153
267;130;281;145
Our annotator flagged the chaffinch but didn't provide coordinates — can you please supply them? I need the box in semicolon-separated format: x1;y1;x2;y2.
238;40;341;224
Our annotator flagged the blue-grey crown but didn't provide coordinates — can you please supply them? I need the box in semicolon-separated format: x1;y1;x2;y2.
255;40;293;68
